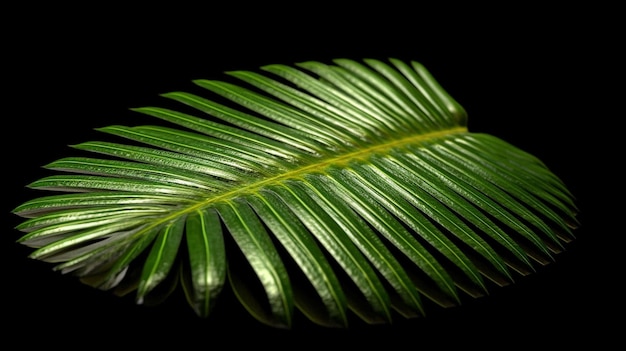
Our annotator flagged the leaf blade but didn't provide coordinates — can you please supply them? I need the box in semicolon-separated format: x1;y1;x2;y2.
136;216;186;303
181;208;227;317
215;199;294;328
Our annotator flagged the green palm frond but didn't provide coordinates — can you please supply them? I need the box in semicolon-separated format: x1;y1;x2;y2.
12;57;579;329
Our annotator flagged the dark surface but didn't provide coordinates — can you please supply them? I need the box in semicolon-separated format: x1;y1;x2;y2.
3;5;619;349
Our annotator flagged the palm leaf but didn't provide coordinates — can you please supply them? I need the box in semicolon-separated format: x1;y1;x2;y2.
12;57;579;329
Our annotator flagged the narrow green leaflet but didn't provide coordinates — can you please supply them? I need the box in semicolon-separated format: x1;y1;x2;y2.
12;57;579;328
181;208;226;318
29;174;206;198
137;216;186;303
73;141;246;181
13;192;194;218
215;199;294;328
245;190;349;327
25;219;147;262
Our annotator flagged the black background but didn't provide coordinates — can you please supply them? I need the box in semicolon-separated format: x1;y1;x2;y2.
3;4;620;348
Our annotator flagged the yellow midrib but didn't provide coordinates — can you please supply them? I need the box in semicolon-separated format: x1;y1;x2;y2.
139;126;468;232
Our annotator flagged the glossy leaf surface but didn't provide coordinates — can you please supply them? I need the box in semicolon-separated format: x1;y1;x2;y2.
13;58;579;328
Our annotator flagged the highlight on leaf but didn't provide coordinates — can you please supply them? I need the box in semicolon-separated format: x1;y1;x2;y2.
13;57;579;329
